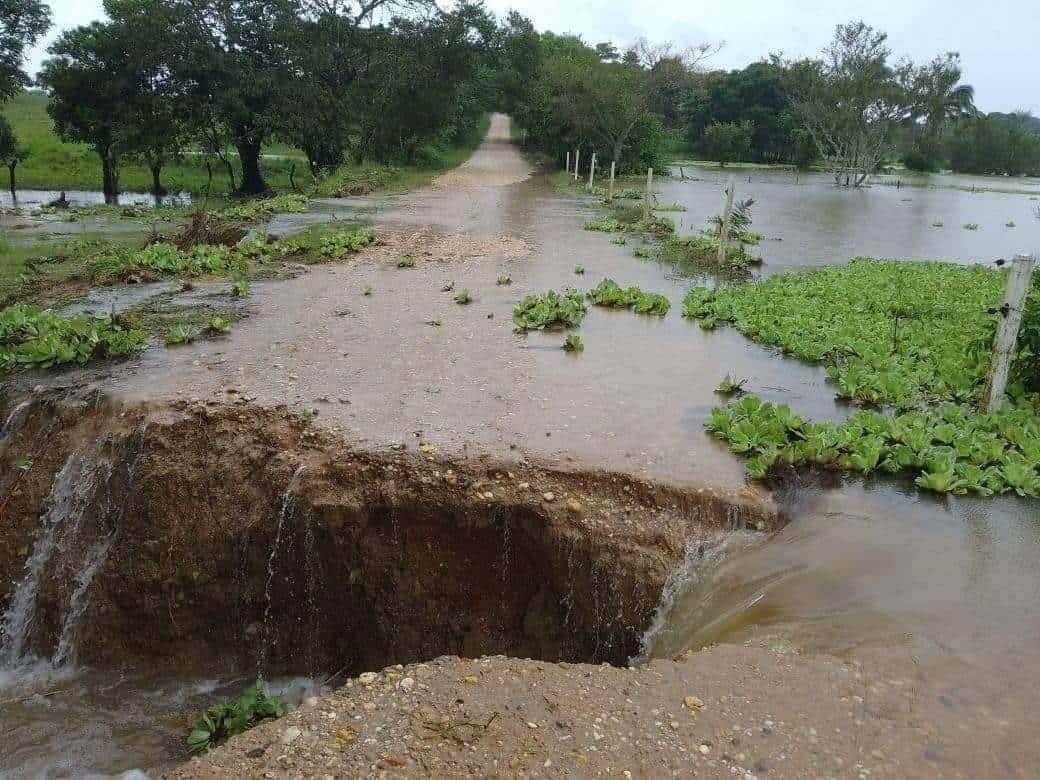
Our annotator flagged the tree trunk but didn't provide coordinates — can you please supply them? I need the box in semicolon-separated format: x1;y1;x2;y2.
7;161;15;195
99;149;119;203
235;140;267;195
150;163;167;198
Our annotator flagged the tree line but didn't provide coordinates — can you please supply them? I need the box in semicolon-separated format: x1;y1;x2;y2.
2;3;1038;199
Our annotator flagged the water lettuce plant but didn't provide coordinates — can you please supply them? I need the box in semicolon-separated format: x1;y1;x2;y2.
716;374;747;395
707;396;1040;496
563;334;584;352
454;289;471;305
587;279;670;315
496;275;512;286
682;259;1007;409
396;253;416;268
513;289;587;332
187;679;287;754
0;303;146;372
663;234;760;269
318;228;377;258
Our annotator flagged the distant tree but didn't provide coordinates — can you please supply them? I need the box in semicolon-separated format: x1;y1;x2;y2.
594;42;619;63
906;52;976;162
164;0;302;195
106;0;189;196
682;61;794;161
0;114;28;192
38;21;130;199
949;113;1040;176
645;56;697;127
795;21;907;187
494;11;541;116
701;120;753;166
0;0;51;100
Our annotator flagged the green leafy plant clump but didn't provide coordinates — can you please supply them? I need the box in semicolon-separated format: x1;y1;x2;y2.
663;235;761;269
707;396;1040;496
396;253;417;268
453;289;471;305
187;679;287;755
0;303;147;372
587;279;670;316
563;333;584;352
512;289;587;332
682;258;1010;409
218;194;310;222
495;275;512;286
318;227;377;258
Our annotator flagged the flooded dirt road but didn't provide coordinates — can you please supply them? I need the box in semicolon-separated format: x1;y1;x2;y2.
4;115;1040;776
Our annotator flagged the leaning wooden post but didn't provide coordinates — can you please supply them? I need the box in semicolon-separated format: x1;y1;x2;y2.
642;167;654;219
574;149;580;181
608;160;616;202
588;153;597;192
982;253;1037;411
565;151;570;175
716;176;736;265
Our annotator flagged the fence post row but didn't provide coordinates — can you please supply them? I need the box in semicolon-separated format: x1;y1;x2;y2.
608;160;616;202
574;148;580;181
588;153;597;192
983;253;1037;411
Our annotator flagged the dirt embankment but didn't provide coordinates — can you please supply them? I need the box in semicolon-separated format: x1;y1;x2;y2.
0;395;776;677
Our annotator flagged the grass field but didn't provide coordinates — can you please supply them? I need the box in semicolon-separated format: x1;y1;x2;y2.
2;92;490;197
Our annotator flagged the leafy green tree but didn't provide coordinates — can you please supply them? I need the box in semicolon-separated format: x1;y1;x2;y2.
0;0;50;100
949;113;1040;176
164;0;302;194
794;21;908;186
0;114;28;192
906;52;976;164
701;120;753;166
38;21;131;199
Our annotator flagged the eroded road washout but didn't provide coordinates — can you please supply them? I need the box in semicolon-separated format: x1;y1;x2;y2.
3;114;1040;777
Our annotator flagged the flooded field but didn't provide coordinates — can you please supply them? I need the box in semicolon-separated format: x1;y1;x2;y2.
0;190;193;210
658;166;1040;275
3;117;1040;776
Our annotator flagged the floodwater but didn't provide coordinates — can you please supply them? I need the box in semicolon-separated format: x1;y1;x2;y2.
0;662;323;777
0;190;192;210
657;166;1040;275
5;115;1040;775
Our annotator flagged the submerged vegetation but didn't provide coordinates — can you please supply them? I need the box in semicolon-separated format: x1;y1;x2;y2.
688;258;1040;494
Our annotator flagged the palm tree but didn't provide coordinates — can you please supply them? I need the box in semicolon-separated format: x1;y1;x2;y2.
912;54;978;150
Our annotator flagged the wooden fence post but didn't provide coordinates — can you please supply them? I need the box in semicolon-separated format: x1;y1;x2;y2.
983;253;1037;411
588;153;597;192
608;160;616;202
574;149;580;181
716;176;736;265
565;151;570;175
643;167;654;219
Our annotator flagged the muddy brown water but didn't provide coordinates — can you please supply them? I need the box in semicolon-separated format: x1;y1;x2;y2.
3;115;1040;775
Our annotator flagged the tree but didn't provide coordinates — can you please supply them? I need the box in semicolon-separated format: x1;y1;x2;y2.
0;0;50;100
701;120;752;166
905;52;976;162
795;21;907;187
165;0;302;195
106;0;189;196
949;113;1040;176
0;114;28;192
39;21;131;199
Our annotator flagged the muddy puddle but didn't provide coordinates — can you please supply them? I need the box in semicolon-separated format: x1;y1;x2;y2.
658;166;1040;275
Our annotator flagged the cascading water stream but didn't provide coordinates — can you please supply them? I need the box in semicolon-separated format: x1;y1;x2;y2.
1;429;145;673
256;464;307;676
0;453;106;667
631;531;760;665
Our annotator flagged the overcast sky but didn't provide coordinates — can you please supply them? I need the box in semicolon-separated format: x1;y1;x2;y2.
27;0;1037;114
